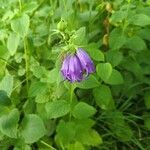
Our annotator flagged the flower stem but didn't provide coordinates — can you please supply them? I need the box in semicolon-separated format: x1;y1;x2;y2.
24;37;29;91
40;140;57;150
69;84;75;121
60;140;65;150
18;0;22;11
63;0;67;12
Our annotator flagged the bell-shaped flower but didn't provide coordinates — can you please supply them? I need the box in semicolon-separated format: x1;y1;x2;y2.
61;48;95;82
76;48;95;76
61;54;83;82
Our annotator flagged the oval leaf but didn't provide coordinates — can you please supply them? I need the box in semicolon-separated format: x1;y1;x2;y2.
106;69;124;85
77;75;99;89
96;63;112;82
45;100;70;119
72;102;96;119
7;33;20;56
0;109;19;138
0;74;13;96
93;85;115;110
11;14;30;37
21;114;46;144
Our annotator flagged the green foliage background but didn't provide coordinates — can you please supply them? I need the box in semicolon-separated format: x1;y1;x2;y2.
0;0;150;149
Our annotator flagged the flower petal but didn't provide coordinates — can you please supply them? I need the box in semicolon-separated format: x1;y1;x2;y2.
61;55;70;79
76;48;95;75
68;55;83;82
61;54;83;82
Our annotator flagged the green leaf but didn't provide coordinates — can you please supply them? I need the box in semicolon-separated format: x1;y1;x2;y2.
31;65;48;79
138;28;150;41
0;90;11;106
130;14;150;27
45;100;70;119
144;91;150;109
0;74;13;96
7;32;20;56
121;58;143;80
125;36;146;51
23;99;36;114
70;27;87;46
23;1;38;13
0;46;10;78
48;68;60;84
2;10;14;22
93;85;115;110
110;10;127;23
75;119;95;133
144;114;150;130
0;108;19;138
86;44;104;62
109;28;126;50
67;141;85;150
11;14;30;37
77;75;99;89
96;63;112;82
0;132;4;141
44;68;62;85
77;129;102;146
35;92;49;103
28;82;47;97
0;61;5;79
14;145;31;150
90;50;104;62
72;102;96;119
106;69;124;85
21;114;46;144
136;50;150;65
56;120;76;145
106;50;123;67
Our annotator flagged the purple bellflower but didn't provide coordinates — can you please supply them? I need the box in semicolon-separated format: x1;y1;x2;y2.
61;55;83;82
61;48;95;82
76;48;95;75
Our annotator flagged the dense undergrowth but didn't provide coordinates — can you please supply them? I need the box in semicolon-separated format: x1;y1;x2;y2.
0;0;150;149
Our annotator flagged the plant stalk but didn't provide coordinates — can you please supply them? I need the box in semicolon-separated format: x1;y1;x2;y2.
69;84;75;121
24;37;29;91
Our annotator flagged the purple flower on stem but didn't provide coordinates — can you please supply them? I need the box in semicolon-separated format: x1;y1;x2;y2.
61;55;83;82
76;48;95;76
61;48;95;82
